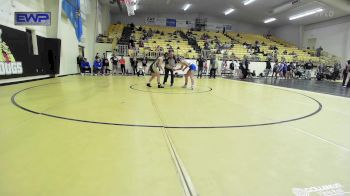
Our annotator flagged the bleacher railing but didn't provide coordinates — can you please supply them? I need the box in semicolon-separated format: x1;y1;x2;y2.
201;49;212;59
145;51;164;59
128;48;164;59
116;45;129;56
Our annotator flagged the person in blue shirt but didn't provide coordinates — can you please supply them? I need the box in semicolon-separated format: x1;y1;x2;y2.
80;58;91;75
282;62;288;78
93;58;102;75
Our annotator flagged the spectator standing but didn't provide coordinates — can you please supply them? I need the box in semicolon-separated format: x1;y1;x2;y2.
197;56;205;79
282;61;288;78
286;62;294;79
142;57;148;73
272;61;279;78
209;55;217;79
221;60;227;74
316;46;323;57
264;59;272;77
111;55;119;75
304;60;313;80
342;60;350;88
119;56;126;75
278;62;285;78
77;55;83;72
241;56;249;79
102;53;110;75
233;58;240;78
333;62;341;81
131;56;137;75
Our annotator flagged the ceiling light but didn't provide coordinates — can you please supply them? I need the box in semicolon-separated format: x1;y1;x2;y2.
224;8;235;15
243;0;256;5
183;4;191;11
264;18;276;23
289;8;323;20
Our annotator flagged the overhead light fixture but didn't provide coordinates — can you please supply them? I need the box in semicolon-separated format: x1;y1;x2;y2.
243;0;256;5
224;8;235;15
264;18;276;23
289;8;323;20
183;4;191;11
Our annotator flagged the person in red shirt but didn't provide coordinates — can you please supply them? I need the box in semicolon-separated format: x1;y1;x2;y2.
119;56;126;75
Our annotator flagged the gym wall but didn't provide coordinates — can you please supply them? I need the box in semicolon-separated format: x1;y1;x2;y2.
111;13;269;35
57;14;80;76
0;24;61;80
271;25;303;48
303;15;350;62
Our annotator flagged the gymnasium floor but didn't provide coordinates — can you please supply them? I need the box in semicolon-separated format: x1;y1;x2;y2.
0;75;349;196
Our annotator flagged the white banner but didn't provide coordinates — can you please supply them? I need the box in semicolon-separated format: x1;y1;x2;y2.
176;20;193;28
145;17;231;31
145;17;166;26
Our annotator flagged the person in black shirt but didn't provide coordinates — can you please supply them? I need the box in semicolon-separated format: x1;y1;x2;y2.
197;55;205;78
209;55;217;79
77;55;84;74
286;62;294;79
342;60;350;87
142;57;148;73
163;53;177;87
110;55;119;75
264;59;272;77
102;53;110;75
241;56;249;79
304;60;313;80
130;56;137;75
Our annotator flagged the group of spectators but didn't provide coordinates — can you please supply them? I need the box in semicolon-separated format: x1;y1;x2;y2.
265;60;313;80
261;59;350;86
195;54;251;79
78;53;129;76
78;52;350;88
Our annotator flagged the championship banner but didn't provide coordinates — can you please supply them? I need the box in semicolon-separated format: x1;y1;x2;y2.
206;22;223;30
166;18;176;27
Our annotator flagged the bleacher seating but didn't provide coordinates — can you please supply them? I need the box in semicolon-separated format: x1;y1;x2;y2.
108;24;125;48
106;23;332;63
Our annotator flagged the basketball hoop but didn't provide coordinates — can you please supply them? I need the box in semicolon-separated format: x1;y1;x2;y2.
121;0;137;16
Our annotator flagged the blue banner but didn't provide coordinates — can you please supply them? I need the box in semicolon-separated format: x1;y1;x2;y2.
166;18;176;27
62;0;82;42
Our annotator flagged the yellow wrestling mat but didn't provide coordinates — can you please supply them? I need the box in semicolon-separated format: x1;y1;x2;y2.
0;75;349;196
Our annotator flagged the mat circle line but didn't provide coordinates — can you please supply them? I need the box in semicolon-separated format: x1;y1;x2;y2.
11;82;322;129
